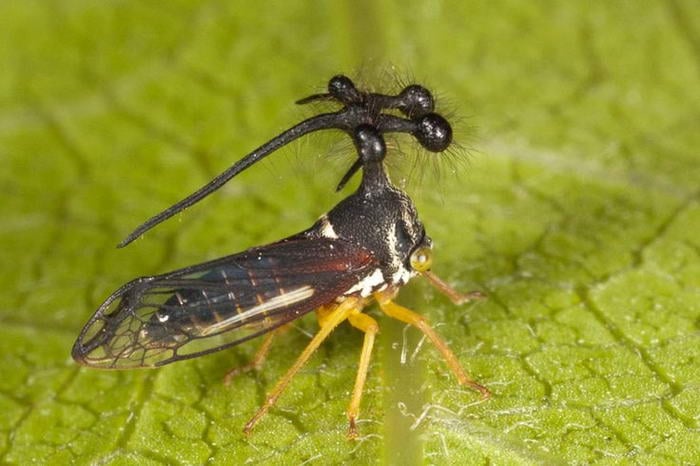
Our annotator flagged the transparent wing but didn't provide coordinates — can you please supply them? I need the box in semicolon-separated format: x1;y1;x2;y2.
72;237;375;369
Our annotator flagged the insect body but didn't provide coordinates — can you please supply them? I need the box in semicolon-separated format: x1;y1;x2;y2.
72;77;489;437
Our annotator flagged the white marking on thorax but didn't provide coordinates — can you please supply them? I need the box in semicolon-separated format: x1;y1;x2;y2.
344;268;385;297
401;206;416;238
385;226;410;285
392;267;414;286
318;214;338;239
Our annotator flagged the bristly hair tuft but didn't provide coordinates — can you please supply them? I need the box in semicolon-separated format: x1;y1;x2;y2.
292;69;478;192
385;67;478;191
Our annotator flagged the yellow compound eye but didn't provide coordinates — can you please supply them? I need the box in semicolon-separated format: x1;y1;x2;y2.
409;246;433;272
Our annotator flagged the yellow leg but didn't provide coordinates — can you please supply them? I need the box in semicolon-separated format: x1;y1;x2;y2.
315;303;336;327
243;297;361;435
422;270;486;305
224;326;284;386
375;292;490;398
346;311;379;439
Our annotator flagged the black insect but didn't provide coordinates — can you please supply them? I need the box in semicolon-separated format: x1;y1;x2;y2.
72;76;489;438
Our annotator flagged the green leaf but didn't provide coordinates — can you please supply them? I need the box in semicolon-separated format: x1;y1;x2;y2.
1;1;698;464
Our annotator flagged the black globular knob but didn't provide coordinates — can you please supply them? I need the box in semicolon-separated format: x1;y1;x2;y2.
413;113;452;152
354;125;386;163
328;75;361;104
398;84;434;117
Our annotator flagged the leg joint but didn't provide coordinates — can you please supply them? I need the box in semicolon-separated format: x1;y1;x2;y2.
348;312;379;334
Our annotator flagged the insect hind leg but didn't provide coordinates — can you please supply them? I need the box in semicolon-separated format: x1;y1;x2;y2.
243;297;362;435
224;326;286;386
345;311;379;439
374;291;490;398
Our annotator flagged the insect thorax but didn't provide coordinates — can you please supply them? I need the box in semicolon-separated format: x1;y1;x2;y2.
306;182;429;297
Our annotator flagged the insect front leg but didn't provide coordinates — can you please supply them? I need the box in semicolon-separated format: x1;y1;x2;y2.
243;297;362;435
422;270;486;305
408;246;486;305
345;311;379;439
374;290;490;398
